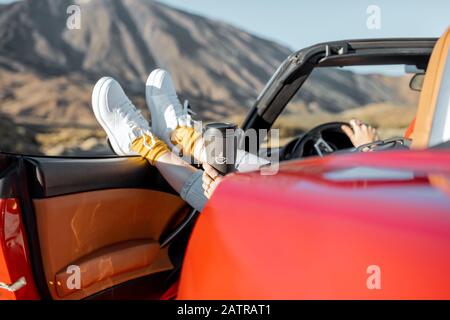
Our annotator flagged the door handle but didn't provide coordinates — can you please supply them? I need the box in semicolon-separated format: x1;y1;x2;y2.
0;277;27;292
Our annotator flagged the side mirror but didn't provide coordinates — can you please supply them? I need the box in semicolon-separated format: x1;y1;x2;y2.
410;73;425;92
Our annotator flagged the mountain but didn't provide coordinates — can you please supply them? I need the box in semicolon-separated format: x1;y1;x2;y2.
0;0;418;155
0;0;293;121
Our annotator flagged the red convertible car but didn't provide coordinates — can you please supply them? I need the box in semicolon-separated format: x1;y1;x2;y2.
1;29;450;300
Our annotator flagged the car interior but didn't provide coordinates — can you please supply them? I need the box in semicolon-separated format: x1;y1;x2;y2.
0;153;196;299
241;39;446;161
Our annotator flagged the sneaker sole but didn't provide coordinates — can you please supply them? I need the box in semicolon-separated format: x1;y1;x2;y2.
91;77;128;156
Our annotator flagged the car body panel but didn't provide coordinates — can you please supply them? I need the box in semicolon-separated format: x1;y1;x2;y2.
0;198;39;300
178;28;450;300
179;150;450;299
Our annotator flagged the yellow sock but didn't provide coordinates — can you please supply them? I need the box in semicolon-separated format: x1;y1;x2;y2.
131;134;170;166
170;126;202;158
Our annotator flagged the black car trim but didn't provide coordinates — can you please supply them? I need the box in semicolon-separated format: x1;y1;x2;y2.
318;49;433;68
0;155;54;300
16;158;54;299
160;209;199;248
23;155;177;198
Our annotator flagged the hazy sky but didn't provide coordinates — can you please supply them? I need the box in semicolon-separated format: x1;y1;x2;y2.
157;0;450;51
1;0;448;51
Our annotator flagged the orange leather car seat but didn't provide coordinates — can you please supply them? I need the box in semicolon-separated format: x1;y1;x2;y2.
412;27;450;148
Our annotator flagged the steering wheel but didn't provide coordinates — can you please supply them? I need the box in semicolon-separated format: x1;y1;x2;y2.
281;122;354;160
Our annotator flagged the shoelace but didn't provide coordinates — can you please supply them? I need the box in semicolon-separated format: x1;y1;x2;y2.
178;99;195;127
158;93;195;127
116;100;155;149
118;100;148;128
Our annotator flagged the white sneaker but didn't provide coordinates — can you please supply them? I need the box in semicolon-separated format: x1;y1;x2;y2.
92;77;153;156
145;69;193;147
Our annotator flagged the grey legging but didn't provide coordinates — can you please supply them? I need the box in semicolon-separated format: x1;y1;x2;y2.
180;150;270;211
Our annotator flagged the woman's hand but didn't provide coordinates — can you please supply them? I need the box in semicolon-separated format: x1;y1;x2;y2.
341;119;380;149
202;163;224;198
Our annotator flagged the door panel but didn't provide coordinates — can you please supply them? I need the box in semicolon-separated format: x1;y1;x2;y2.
25;156;175;198
21;155;190;300
54;239;161;298
34;189;184;299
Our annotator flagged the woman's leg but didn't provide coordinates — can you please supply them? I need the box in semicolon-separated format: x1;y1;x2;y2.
92;76;208;211
155;152;197;193
145;69;272;173
131;135;208;211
